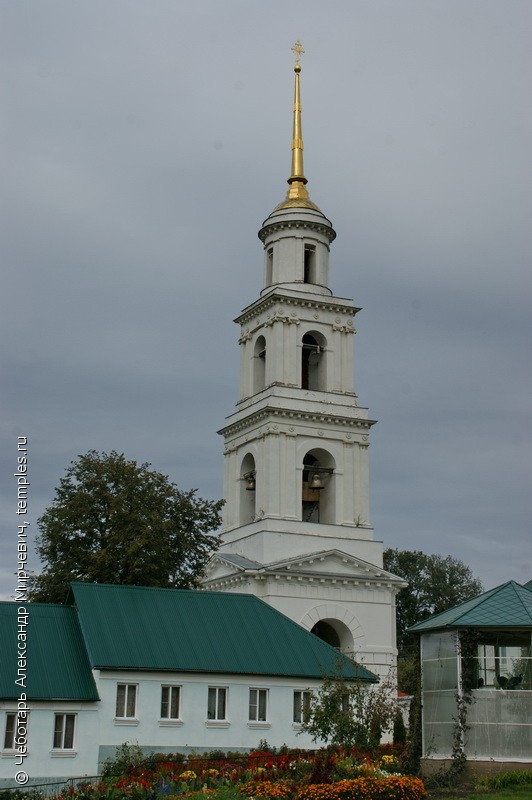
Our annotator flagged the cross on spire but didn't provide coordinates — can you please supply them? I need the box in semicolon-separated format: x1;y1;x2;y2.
291;40;305;67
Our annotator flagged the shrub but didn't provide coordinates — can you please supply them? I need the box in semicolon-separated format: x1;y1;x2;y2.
478;770;532;790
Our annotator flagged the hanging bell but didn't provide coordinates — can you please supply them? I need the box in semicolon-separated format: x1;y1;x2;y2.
309;473;324;490
245;475;256;491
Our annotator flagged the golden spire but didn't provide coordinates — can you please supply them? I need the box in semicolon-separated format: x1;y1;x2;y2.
275;41;321;212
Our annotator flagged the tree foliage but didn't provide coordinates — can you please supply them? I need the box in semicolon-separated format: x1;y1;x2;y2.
383;548;483;658
300;667;398;750
29;450;223;603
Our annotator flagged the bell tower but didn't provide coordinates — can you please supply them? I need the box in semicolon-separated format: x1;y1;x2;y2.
203;44;405;679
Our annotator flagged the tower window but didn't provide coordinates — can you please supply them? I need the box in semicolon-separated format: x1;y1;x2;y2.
266;248;274;286
304;245;316;283
253;336;266;393
301;333;322;390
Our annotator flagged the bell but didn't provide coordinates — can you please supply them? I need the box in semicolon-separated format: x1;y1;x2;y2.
309;473;324;490
245;476;256;491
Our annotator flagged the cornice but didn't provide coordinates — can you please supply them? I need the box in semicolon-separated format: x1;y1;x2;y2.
258;218;336;244
235;292;360;328
203;571;400;592
219;404;375;439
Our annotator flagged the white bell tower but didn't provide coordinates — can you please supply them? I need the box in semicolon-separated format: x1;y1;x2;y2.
203;43;405;680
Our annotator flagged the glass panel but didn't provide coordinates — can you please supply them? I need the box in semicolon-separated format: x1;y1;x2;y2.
161;686;169;718
207;688;216;720
249;689;257;720
53;715;64;749
126;685;136;717
116;685;125;717
170;687;180;719
293;692;302;723
303;691;311;722
423;721;455;757
4;714;15;749
422;658;458;691
64;715;75;749
422;690;457;722
422;632;458;661
258;690;267;721
217;688;226;720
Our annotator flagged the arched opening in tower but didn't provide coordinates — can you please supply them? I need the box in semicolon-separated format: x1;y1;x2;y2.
253;335;266;394
301;332;326;391
311;620;341;648
239;452;256;525
301;449;335;524
311;618;355;655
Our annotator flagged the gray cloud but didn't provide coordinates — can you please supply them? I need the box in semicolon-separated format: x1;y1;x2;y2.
2;0;531;599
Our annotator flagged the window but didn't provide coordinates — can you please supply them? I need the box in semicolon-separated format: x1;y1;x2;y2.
3;713;16;750
116;683;137;719
293;690;312;724
161;685;181;720
249;688;268;722
304;245;316;284
53;714;75;749
207;687;227;721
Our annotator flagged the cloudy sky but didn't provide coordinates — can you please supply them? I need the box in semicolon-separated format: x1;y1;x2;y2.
2;0;531;600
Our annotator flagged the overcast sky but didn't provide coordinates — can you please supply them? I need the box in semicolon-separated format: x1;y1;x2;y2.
2;0;531;601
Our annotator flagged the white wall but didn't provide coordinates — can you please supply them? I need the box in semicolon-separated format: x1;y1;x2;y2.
1;671;325;787
0;702;100;787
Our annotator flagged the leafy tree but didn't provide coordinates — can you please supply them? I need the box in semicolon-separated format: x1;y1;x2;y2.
384;548;483;659
300;667;397;750
29;450;223;603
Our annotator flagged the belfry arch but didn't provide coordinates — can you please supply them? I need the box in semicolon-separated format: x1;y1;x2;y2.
301;448;335;524
239;452;256;525
301;330;327;391
253;335;266;394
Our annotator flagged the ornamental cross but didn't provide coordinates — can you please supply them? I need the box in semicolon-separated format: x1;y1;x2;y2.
292;40;305;66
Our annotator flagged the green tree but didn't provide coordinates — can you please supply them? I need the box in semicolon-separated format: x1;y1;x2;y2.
384;548;483;659
300;668;397;750
29;450;223;603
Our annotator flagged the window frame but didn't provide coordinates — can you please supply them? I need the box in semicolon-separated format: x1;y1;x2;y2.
3;712;17;751
207;686;228;723
115;683;138;722
52;713;76;751
249;687;269;723
293;689;312;725
160;684;182;723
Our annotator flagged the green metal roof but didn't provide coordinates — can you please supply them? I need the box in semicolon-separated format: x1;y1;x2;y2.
69;582;377;682
0;603;99;701
408;581;532;633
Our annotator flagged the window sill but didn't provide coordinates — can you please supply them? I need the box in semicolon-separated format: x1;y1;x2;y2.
1;751;19;759
50;750;77;758
158;719;184;727
205;721;230;728
247;722;271;729
292;723;303;730
114;718;139;726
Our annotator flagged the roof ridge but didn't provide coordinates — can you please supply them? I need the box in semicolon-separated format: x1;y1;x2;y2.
451;581;512;624
510;580;532;619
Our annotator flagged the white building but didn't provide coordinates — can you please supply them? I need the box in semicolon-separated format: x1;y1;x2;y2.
202;48;405;681
0;583;376;788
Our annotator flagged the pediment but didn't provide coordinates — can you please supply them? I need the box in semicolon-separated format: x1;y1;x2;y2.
264;549;407;586
202;553;264;582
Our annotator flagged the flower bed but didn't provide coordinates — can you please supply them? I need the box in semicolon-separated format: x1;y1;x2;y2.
31;745;424;800
241;777;427;800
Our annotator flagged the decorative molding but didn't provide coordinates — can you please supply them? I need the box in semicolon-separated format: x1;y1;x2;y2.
258;218;335;244
235;292;359;328
332;322;356;335
219;406;375;439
